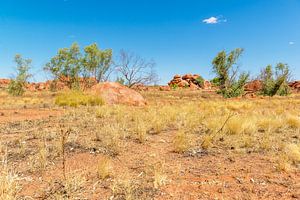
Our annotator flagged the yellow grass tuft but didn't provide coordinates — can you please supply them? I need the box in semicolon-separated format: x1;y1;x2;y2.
285;143;300;164
285;115;300;129
97;157;112;180
173;130;191;153
55;90;104;107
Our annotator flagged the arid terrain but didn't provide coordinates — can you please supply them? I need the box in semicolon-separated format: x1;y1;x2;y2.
0;88;300;200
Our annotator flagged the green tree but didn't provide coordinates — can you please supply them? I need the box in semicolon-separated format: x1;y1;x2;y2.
44;43;82;89
82;43;113;82
8;54;32;96
212;48;249;98
260;63;290;96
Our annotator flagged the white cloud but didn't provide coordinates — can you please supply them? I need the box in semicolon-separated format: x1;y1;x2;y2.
203;17;218;24
202;16;227;24
289;41;295;45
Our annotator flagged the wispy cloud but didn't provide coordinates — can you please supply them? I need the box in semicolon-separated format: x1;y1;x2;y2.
202;16;227;24
289;41;295;45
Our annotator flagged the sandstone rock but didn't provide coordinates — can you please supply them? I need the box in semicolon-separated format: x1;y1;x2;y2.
177;80;190;87
0;79;10;88
244;80;263;92
189;82;199;90
159;86;171;91
174;74;181;79
132;84;149;91
289;81;300;92
203;80;212;90
182;74;193;80
192;74;201;80
91;82;147;106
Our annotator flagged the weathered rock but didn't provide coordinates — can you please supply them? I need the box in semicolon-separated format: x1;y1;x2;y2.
177;80;190;87
203;80;212;90
289;81;300;92
91;82;147;106
244;80;263;92
168;74;211;90
192;74;201;80
131;84;149;91
0;79;10;88
182;74;193;80
174;74;181;79
189;82;199;90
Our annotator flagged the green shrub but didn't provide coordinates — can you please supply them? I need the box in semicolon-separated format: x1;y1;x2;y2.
195;76;204;87
55;91;104;107
7;54;31;96
218;72;249;98
211;48;249;98
8;80;25;96
170;84;178;90
210;77;221;87
260;63;290;96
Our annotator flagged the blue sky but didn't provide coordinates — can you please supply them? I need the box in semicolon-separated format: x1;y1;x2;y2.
0;0;299;83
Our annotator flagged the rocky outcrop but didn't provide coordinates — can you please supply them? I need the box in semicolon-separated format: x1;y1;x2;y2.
159;86;171;91
168;74;211;90
0;79;10;89
289;81;300;92
90;82;147;106
244;80;263;93
131;84;149;91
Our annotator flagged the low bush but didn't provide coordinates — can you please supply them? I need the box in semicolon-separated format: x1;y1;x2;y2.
7;54;32;96
195;76;204;87
55;91;104;107
259;63;290;96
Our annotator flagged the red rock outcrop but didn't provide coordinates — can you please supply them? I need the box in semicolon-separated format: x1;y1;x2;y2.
168;74;211;89
244;80;263;93
90;82;147;106
159;86;171;91
289;81;300;92
0;79;10;89
131;84;149;91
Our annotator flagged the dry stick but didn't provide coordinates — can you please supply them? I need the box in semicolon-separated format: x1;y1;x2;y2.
216;112;236;135
201;112;236;148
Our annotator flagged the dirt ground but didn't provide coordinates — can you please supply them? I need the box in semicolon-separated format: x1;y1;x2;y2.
0;90;299;200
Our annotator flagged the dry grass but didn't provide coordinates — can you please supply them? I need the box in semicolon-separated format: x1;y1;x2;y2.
97;156;113;180
0;153;20;200
55;90;104;107
173;130;192;153
0;89;300;198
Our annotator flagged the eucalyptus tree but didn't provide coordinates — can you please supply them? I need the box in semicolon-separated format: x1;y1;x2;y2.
82;43;113;82
212;48;249;98
260;63;290;96
44;42;82;89
8;54;32;96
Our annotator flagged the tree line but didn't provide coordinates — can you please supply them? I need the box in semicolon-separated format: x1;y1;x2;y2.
7;44;292;98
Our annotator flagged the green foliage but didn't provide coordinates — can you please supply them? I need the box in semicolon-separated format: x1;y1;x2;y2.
212;48;249;98
260;63;290;96
55;91;104;107
45;42;112;89
210;77;221;87
8;54;32;96
82;43;112;82
195;76;204;87
219;72;250;98
45;43;82;89
170;84;178;90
